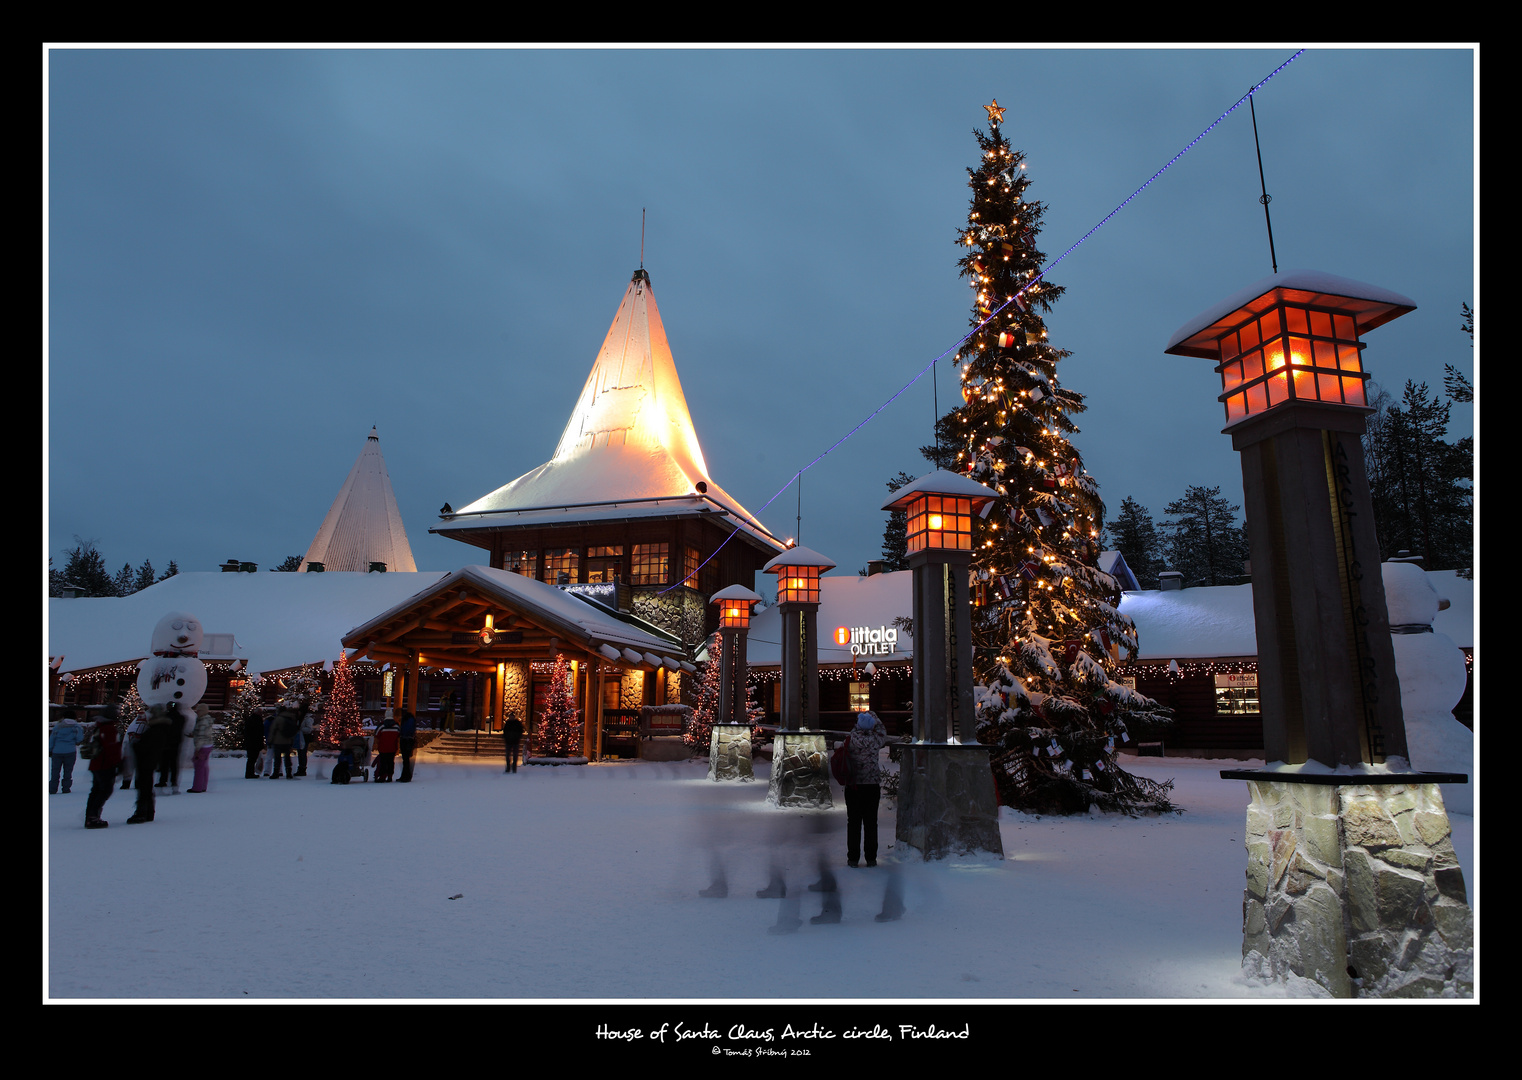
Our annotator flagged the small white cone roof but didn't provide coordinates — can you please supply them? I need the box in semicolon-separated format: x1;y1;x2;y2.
300;427;417;572
457;270;758;519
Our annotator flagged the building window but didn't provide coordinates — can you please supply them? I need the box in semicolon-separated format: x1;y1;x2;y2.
586;545;625;583
631;543;669;586
542;548;579;585
683;545;700;588
1213;673;1259;715
504;550;536;578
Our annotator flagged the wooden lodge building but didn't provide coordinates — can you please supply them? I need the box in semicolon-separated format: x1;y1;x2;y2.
429;267;787;657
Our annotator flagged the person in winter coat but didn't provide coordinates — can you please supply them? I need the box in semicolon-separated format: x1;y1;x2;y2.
502;710;524;773
267;707;299;778
49;711;85;794
186;705;215;793
85;704;124;828
121;713;146;790
843;711;889;868
241;709;265;779
397;710;417;783
128;704;184;824
372;717;400;782
294;706;314;776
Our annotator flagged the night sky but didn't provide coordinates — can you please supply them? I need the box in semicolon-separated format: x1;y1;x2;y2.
45;48;1475;591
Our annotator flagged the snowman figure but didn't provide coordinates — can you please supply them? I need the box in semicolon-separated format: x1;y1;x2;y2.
128;612;206;815
137;611;208;720
1383;563;1472;816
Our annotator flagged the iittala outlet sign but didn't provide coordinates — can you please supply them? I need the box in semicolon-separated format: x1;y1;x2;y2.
834;625;900;656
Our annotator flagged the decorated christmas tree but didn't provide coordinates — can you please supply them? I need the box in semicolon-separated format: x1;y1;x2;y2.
216;671;265;749
685;633;724;751
535;654;581;757
945;101;1174;815
319;651;364;748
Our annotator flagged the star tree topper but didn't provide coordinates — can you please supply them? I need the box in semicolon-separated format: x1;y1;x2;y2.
984;98;1007;125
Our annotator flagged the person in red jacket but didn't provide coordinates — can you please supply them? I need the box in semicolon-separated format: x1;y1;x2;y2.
372;717;400;782
85;704;124;829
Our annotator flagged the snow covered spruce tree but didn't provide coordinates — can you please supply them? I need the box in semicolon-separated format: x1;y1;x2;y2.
944;102;1173;815
216;672;265;750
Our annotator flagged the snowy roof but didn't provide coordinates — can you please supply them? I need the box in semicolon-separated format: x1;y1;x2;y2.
1164;269;1418;359
738;567;1473;668
747;571;913;668
435;269;785;555
882;469;999;511
300;427;417;573
1097;551;1140;592
48;570;448;677
342;565;688;664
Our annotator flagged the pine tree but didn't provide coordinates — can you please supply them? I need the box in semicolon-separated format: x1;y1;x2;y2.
319;651;364;747
1163;485;1250;587
943;104;1173;815
1363;380;1472;570
216;672;265;749
271;555;303;572
133;559;156;592
879;472;917;571
61;538;115;597
158;560;179;582
112;562;135;597
1104;497;1164;589
535;655;580;757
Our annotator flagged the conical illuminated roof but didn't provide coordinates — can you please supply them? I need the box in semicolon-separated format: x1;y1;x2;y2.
444;269;782;551
300;427;417;573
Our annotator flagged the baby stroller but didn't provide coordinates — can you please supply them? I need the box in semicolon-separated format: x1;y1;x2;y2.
333;735;372;784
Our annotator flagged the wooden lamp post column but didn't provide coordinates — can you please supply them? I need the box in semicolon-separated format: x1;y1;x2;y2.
1165;269;1470;997
882;470;1004;859
708;585;761;781
763;546;835;808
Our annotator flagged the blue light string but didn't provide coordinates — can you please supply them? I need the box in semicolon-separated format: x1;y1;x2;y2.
662;50;1305;598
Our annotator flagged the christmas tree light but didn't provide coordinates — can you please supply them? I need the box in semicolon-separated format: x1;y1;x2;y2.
946;102;1175;815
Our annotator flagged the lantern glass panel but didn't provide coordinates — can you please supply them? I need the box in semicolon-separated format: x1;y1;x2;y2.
1221;360;1243;392
1259;308;1280;339
1241;319;1260;350
1334;314;1356;339
1338;343;1362;373
1342;377;1366;406
1318;372;1342;402
1309;309;1333;338
1243;350;1264;382
1220;330;1241;360
1226;393;1248;422
1285;305;1309;334
1266;372;1289;407
719;602;750;629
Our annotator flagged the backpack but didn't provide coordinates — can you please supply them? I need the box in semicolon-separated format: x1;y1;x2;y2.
830;735;852;787
79;726;100;760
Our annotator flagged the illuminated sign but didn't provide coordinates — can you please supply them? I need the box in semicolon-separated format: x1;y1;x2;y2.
834;626;899;657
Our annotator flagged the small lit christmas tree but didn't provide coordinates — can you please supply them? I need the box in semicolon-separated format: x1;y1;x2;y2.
216;671;265;749
535;655;581;757
942;101;1173;815
685;633;725;750
320;651;364;748
117;683;145;733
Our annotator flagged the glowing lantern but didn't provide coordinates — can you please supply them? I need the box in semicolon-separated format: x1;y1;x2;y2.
1164;270;1415;427
882;472;997;555
711;584;760;630
765;546;834;605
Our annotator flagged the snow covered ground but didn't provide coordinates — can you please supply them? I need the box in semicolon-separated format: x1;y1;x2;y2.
44;753;1474;1003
